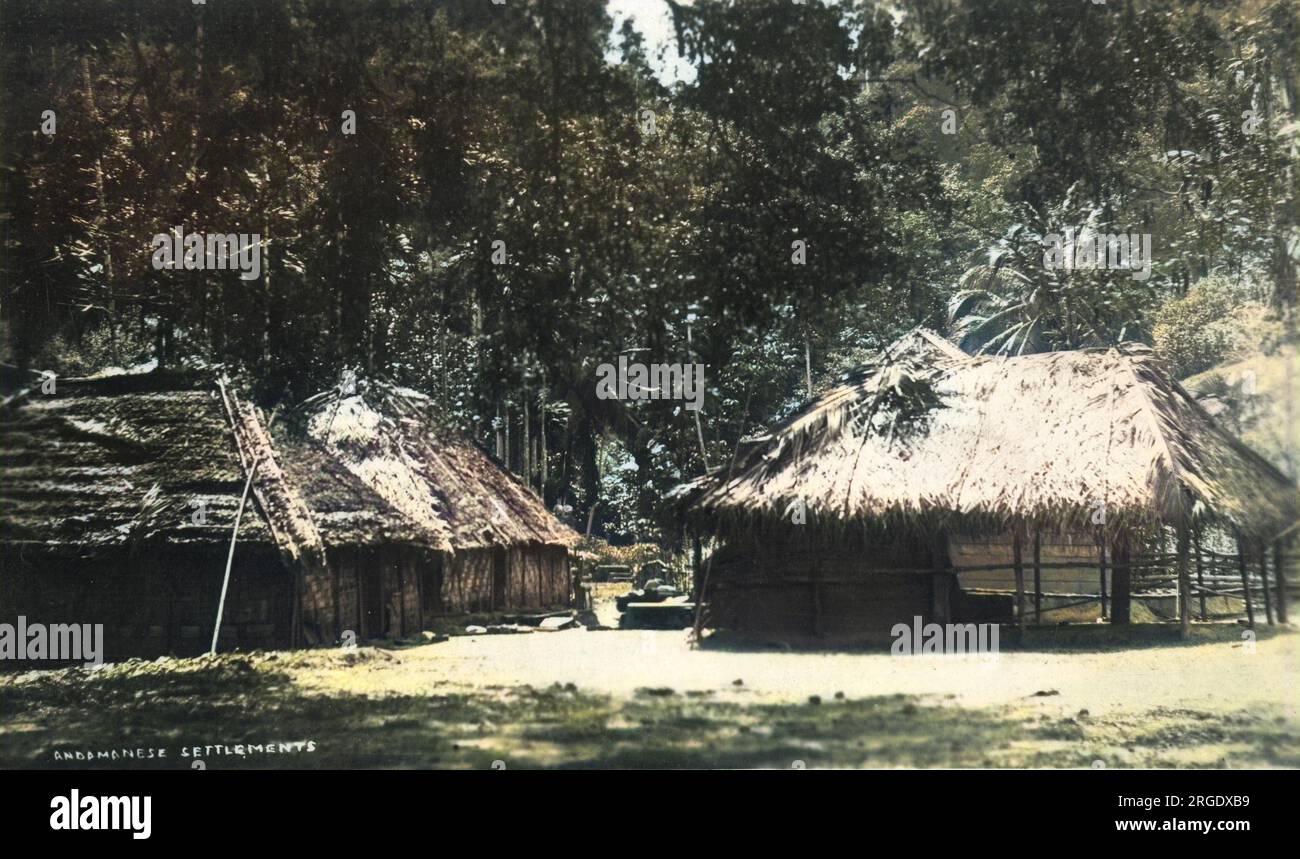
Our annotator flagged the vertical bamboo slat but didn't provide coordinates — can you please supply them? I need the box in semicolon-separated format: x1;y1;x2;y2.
1176;523;1191;639
1259;541;1275;625
1013;530;1025;632
1237;534;1255;628
1032;530;1041;624
1098;540;1108;620
1274;541;1288;624
1194;527;1206;622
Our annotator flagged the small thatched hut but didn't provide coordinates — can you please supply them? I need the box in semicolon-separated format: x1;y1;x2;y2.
684;329;1298;644
0;372;577;661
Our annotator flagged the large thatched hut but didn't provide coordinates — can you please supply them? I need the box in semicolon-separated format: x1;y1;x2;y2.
0;372;577;661
684;329;1298;644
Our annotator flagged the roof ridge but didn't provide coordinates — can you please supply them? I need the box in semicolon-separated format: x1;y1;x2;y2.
218;379;331;567
909;327;969;361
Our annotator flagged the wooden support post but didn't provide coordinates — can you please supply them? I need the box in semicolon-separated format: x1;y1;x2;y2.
1259;541;1275;625
1098;541;1109;620
1237;535;1255;628
1274;541;1288;624
1013;529;1025;632
1193;526;1206;622
1111;539;1131;625
1032;529;1042;624
1176;522;1191;640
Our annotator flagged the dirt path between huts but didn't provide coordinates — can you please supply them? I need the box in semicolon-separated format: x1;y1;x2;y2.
2;625;1297;769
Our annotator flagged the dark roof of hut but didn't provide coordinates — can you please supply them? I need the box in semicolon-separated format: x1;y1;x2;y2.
687;330;1300;541
1;372;577;556
0;374;274;551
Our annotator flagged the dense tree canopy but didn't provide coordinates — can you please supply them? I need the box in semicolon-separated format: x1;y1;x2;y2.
2;0;1296;542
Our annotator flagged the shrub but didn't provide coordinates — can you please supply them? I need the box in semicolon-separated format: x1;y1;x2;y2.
1152;277;1270;378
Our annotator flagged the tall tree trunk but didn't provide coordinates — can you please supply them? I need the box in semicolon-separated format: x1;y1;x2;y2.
540;381;549;503
81;56;117;350
495;402;503;460
803;325;813;399
522;387;532;488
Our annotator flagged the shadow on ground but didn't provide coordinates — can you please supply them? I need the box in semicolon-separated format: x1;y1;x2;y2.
700;622;1287;654
1;649;1295;769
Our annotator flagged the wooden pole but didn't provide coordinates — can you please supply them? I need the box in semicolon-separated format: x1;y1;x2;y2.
1176;522;1191;639
212;456;260;655
1013;529;1025;632
1193;526;1206;622
1274;541;1289;624
1098;541;1109;620
1236;534;1255;628
1259;540;1275;625
1032;529;1042;624
1111;538;1131;625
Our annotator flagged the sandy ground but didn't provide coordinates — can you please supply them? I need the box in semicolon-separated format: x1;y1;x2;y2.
3;610;1297;768
300;624;1300;721
300;582;1300;720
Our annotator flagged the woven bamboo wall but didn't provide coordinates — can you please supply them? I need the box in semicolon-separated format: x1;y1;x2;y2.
0;546;292;661
705;531;945;643
950;530;1104;594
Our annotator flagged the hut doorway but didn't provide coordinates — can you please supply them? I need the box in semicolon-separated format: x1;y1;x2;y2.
492;548;508;609
420;555;444;617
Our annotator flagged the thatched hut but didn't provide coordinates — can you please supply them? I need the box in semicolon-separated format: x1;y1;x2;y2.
684;329;1298;644
0;372;577;661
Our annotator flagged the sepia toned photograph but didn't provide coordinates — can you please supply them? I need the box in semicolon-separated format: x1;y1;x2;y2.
1;0;1297;814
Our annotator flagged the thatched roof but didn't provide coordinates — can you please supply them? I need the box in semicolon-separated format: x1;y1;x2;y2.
288;384;578;550
0;375;274;551
688;331;1300;541
1;373;577;555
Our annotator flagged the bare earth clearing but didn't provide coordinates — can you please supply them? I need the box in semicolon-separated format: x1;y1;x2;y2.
2;619;1297;769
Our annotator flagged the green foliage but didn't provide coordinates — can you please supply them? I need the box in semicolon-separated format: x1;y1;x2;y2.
32;326;155;378
1;0;1296;545
1152;276;1269;377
